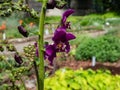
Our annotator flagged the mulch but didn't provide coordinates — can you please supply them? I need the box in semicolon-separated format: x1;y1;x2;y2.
56;60;120;75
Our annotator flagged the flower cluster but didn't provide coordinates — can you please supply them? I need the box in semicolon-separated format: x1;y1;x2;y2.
44;9;76;65
16;9;75;66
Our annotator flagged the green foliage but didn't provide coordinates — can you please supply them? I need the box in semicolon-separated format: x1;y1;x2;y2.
70;33;90;47
75;35;120;62
0;58;15;70
105;18;120;26
0;45;4;52
6;44;16;51
45;16;61;24
0;57;31;90
44;12;120;31
0;0;38;18
0;55;6;61
1;12;119;39
45;68;120;90
103;12;119;18
80;14;105;26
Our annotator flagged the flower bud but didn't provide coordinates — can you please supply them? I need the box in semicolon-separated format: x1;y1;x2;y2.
18;25;29;37
14;53;23;64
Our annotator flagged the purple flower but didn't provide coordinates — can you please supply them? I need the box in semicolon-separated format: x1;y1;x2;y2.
44;9;75;65
14;53;23;64
44;27;75;65
18;25;29;37
61;9;75;28
52;27;76;52
44;44;56;65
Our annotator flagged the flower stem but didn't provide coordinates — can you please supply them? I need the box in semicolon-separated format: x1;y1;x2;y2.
33;61;40;90
38;1;47;90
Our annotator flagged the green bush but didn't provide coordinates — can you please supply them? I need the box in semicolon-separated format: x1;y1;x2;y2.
45;68;120;90
70;34;91;47
75;35;120;62
103;12;119;19
80;14;105;26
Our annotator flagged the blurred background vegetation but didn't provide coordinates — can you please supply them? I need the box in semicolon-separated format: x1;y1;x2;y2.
1;1;120;90
1;0;120;62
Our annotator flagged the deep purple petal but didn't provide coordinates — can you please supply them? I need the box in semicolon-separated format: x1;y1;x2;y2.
44;44;57;65
63;9;75;19
45;45;56;56
48;53;56;65
48;56;54;65
66;32;76;41
52;27;66;42
62;9;75;24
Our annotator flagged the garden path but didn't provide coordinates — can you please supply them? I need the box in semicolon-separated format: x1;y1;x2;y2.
0;35;53;56
0;30;107;56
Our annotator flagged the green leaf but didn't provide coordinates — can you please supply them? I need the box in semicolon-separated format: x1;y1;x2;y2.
70;82;80;89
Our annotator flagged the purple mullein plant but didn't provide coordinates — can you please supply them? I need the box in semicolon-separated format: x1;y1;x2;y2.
44;9;76;65
18;25;29;37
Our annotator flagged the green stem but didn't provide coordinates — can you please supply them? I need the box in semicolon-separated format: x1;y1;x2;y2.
38;1;47;90
4;59;12;69
4;60;16;90
33;61;40;90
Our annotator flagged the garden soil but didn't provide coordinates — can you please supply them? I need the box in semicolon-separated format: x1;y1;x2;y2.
56;60;120;75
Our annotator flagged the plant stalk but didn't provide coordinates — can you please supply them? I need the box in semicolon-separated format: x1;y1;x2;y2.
33;61;40;90
38;1;47;90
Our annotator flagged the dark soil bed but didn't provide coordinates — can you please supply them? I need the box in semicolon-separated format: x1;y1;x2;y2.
56;60;120;75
